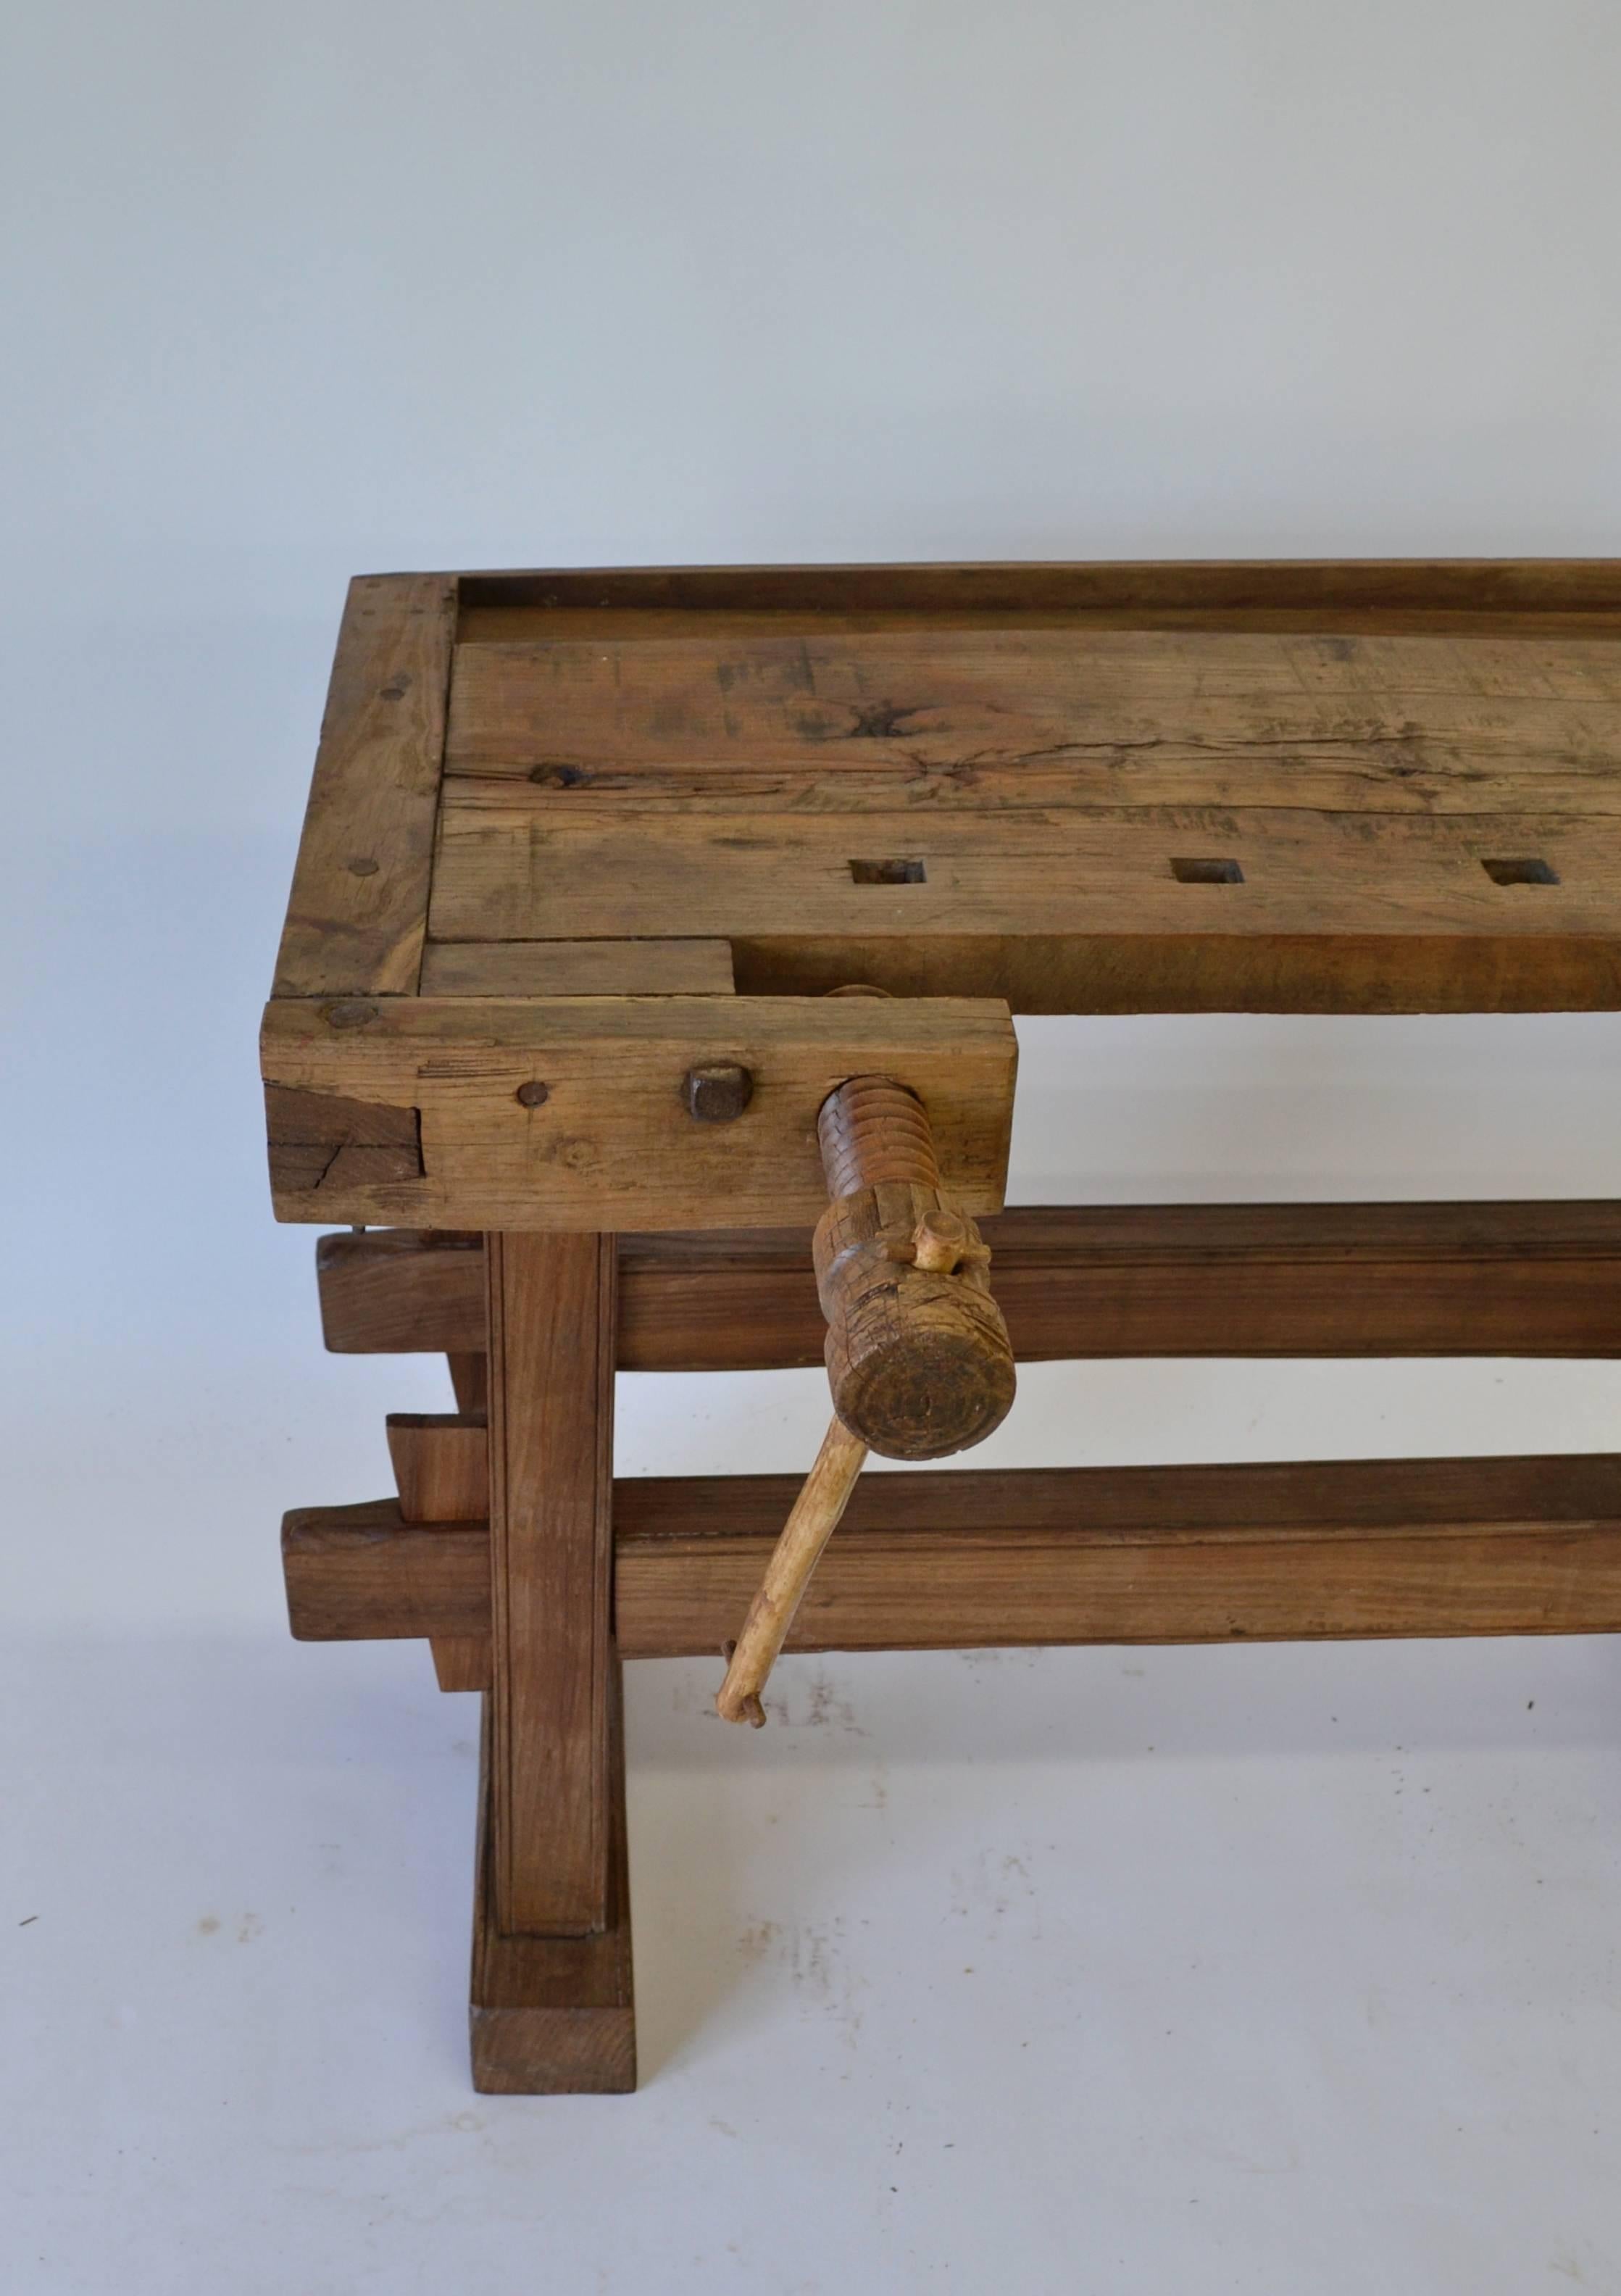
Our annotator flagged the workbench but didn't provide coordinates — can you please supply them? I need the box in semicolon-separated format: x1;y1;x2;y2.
265;560;1621;2092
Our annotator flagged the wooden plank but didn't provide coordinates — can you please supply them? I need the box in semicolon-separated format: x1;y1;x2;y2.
282;1499;488;1640
445;625;1621;814
430;796;1621;944
316;1205;1621;1369
420;939;735;997
470;1686;634;2094
386;1413;487;1522
617;1455;1621;1653
261;994;1017;1229
319;1228;486;1353
486;1231;616;1936
279;1454;1621;1655
274;574;457;997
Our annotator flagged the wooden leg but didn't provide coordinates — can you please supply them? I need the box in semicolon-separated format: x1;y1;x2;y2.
470;1671;634;2094
446;1349;488;1418
473;1230;633;2092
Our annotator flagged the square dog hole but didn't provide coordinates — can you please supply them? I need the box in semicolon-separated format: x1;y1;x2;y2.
1170;857;1245;885
849;857;927;885
1482;857;1559;886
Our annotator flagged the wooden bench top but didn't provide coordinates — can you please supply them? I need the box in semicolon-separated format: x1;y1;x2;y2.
263;561;1621;1231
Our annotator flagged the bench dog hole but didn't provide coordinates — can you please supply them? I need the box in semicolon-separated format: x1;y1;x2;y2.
849;857;927;885
1482;857;1559;886
1170;857;1245;885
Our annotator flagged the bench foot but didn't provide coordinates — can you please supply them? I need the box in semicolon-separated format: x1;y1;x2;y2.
469;1669;635;2095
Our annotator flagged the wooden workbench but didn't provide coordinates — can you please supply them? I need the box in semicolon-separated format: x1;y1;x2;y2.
264;560;1621;2091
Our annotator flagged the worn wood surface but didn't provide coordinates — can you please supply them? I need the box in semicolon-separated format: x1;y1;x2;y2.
470;1689;634;2094
320;1228;486;1354
419;937;735;997
420;561;1621;1015
445;625;1621;807
280;1453;1621;1655
264;1086;424;1195
427;794;1621;1014
262;994;1016;1230
267;567;1621;1183
316;1205;1621;1368
486;1231;617;1937
385;1410;490;1689
274;574;457;997
282;1499;488;1640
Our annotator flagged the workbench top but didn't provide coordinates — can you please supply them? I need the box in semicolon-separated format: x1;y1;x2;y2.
263;561;1621;1231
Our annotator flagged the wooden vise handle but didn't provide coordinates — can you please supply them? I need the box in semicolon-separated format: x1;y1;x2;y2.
716;1076;1015;1726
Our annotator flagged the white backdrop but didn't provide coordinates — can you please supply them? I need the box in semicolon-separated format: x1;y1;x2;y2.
4;4;1621;2291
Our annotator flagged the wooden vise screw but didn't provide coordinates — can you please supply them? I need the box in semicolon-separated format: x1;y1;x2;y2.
716;1076;1017;1724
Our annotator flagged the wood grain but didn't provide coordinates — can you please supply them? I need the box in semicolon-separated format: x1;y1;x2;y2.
282;1499;488;1640
315;1204;1621;1369
264;1086;422;1194
262;994;1017;1230
420;938;735;997
486;1232;616;1936
618;1455;1621;1652
319;1228;486;1354
446;625;1621;812
430;795;1621;942
274;574;457;997
280;1454;1621;1655
470;1688;634;2094
386;1413;487;1522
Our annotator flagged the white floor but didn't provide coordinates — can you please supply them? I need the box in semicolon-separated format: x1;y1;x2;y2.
9;848;1621;2289
6;1626;1620;2295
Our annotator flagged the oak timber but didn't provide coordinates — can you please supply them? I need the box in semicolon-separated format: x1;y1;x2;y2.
426;796;1621;1015
470;1689;634;2095
315;1205;1621;1370
261;994;1017;1230
280;1453;1621;1655
486;1232;616;1937
274;574;457;997
445;625;1621;808
418;937;735;997
283;1499;488;1640
386;1413;488;1522
385;1410;491;1689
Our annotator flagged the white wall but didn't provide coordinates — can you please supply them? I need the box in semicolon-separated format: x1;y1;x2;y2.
4;0;1621;1627
4;14;1621;2287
